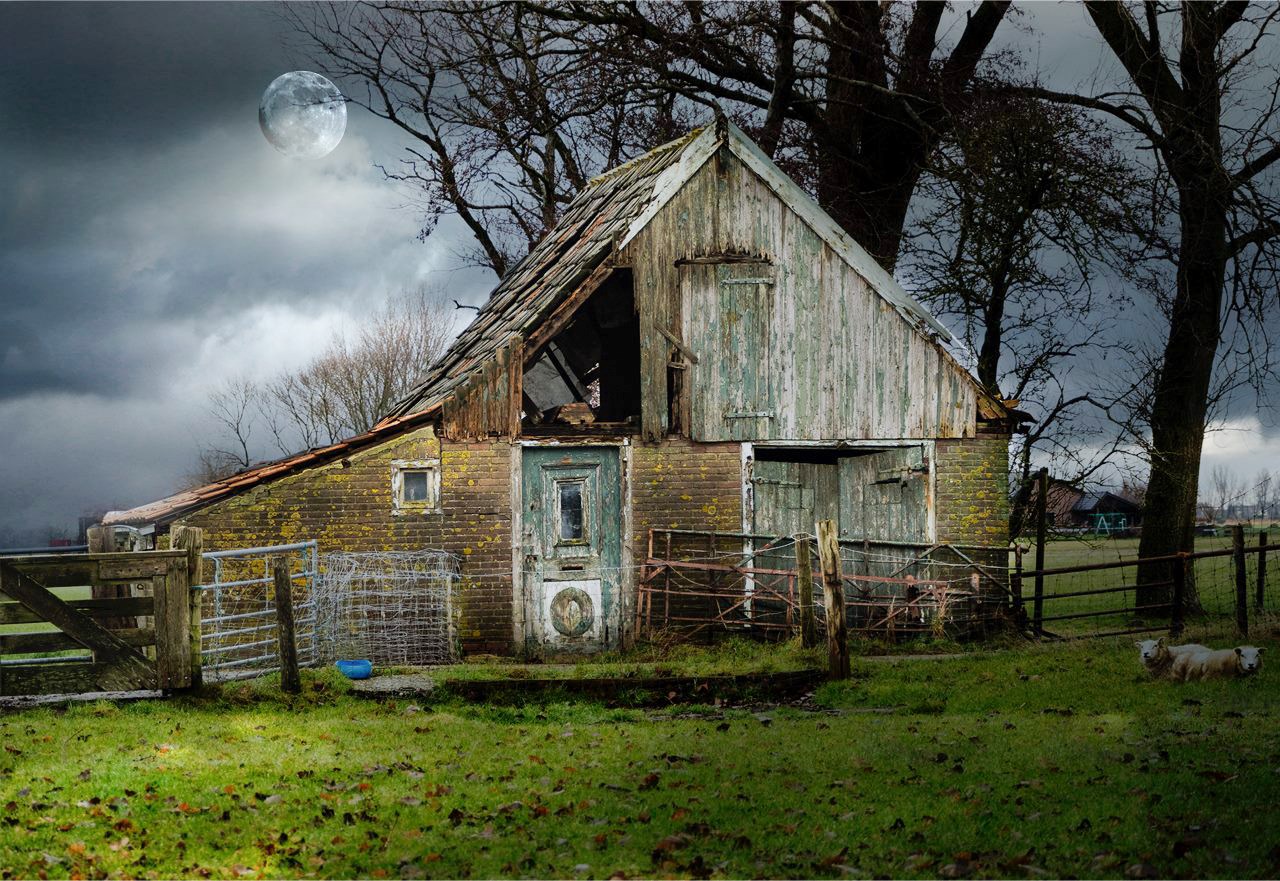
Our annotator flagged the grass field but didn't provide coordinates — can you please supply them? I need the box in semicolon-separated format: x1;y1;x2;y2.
1;638;1278;879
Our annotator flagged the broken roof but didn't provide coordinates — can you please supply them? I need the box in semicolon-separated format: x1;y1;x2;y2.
383;117;954;422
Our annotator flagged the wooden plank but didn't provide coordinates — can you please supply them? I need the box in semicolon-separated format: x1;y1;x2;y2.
153;560;192;689
273;557;302;694
0;596;154;626
0;661;155;697
3;551;184;568
1;628;155;656
796;534;817;649
0;563;154;691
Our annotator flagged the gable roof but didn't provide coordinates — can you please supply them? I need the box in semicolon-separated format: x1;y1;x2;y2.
107;120;980;529
383;117;954;421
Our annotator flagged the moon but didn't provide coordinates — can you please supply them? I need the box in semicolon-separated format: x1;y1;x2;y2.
258;71;347;159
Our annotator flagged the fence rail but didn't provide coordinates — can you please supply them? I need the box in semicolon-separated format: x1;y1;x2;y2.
638;529;1009;642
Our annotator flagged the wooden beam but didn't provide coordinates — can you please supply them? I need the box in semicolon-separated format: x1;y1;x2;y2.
795;533;817;649
172;525;205;688
523;259;618;361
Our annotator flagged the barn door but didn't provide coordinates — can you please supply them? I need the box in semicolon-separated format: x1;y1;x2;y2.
521;447;622;652
838;446;930;544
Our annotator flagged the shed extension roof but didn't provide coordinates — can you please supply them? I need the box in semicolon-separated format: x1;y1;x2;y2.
103;407;439;528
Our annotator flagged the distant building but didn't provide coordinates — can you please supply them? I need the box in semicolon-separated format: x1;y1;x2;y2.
1032;478;1142;533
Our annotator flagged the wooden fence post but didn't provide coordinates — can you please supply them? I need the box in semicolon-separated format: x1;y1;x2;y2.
1233;525;1248;637
795;533;817;649
1256;530;1268;612
272;557;302;694
1171;552;1187;638
1011;544;1024;624
1033;468;1048;636
172;526;204;689
816;520;850;681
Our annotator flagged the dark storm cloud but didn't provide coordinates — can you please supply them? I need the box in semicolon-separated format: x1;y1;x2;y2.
0;3;289;154
0;2;490;537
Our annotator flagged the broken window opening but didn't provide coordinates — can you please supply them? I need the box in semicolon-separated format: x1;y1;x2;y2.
522;269;641;430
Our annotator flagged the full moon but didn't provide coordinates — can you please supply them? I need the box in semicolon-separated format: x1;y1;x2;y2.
258;71;347;159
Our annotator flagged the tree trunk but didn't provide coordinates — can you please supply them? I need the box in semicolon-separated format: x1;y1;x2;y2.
1136;183;1228;612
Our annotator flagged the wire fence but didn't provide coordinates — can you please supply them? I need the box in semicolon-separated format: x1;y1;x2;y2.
1018;529;1279;645
313;551;459;666
638;529;1014;643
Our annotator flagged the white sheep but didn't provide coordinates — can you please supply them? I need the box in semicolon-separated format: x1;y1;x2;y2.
1135;637;1210;680
1178;645;1265;681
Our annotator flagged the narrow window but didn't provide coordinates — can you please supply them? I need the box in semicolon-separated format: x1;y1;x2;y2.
558;481;584;540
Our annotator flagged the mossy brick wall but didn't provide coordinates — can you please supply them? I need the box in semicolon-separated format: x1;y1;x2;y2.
934;430;1011;547
630;438;741;555
175;426;515;656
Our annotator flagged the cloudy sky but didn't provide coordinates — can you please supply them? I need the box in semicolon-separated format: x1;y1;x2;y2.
0;2;1275;544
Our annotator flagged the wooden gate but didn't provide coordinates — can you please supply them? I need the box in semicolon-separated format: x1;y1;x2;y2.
0;550;193;696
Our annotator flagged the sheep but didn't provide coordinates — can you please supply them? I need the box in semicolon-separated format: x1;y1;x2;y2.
1178;645;1265;681
1135;637;1210;680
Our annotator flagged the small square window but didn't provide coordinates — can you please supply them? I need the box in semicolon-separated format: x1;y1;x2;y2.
392;460;440;514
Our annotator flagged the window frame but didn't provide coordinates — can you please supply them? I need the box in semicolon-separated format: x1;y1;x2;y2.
391;459;442;515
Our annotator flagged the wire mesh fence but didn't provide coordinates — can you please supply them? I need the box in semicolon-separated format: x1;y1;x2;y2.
1019;529;1279;645
313;551;459;666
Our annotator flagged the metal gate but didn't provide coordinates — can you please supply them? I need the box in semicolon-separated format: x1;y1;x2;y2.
200;541;318;682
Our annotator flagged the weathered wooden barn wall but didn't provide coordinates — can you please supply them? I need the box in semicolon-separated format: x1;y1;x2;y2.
173;427;516;655
625;147;976;444
441;337;522;441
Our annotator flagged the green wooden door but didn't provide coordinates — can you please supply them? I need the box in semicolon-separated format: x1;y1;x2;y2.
838;447;930;543
521;447;622;652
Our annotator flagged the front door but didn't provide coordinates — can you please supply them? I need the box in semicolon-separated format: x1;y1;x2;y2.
521;447;622;652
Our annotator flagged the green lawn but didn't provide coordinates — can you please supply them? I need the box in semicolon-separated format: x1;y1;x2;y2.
2;638;1278;879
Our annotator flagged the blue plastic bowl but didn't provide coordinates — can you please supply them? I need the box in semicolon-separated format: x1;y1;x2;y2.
335;659;373;680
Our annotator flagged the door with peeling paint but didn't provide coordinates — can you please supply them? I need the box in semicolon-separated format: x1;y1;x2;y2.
521;447;622;653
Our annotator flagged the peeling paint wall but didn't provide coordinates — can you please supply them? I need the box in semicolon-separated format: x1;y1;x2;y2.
627;148;976;443
176;426;516;656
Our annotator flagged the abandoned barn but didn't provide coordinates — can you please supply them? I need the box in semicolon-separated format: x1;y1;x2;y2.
106;119;1016;656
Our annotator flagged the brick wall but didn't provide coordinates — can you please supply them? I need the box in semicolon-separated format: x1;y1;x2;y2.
934;429;1011;546
629;438;742;555
176;426;515;656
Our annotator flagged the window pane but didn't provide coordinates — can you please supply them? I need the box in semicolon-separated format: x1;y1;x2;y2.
559;482;584;540
403;471;431;502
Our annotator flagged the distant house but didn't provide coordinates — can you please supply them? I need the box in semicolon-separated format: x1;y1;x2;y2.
107;119;1018;656
1036;478;1142;533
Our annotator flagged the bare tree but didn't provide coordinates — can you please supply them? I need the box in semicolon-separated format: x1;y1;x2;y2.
202;376;261;472
294;1;1012;274
191;291;455;483
261;291;455;452
1036;2;1280;597
1254;468;1274;521
1207;463;1244;523
903;93;1141;538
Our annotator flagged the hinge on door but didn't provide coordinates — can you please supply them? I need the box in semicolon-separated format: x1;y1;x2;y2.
725;411;775;419
750;477;802;487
